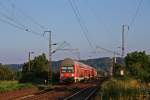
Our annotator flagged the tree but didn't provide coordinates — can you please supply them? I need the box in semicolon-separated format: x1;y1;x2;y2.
20;53;49;83
114;64;122;77
0;64;15;80
125;51;150;82
31;53;49;74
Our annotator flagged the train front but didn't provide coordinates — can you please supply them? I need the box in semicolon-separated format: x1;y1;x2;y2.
60;58;75;83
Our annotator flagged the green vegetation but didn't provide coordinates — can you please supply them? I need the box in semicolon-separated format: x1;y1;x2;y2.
95;51;150;99
125;51;150;83
0;63;22;81
1;50;149;97
0;64;16;80
0;64;32;93
95;78;149;99
113;51;150;83
113;63;124;77
20;53;49;84
0;81;32;93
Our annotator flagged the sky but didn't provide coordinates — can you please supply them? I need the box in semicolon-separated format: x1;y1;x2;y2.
0;0;150;64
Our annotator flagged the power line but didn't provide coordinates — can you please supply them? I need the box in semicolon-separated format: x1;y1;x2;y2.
130;0;144;27
7;0;47;30
0;1;48;39
0;11;44;36
96;45;121;56
68;0;94;49
0;18;25;30
69;0;120;58
0;11;27;29
84;0;121;57
0;1;25;28
0;0;45;37
0;17;45;37
85;0;112;36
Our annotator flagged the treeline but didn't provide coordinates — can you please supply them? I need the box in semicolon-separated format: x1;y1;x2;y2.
125;51;150;83
0;53;60;84
20;53;49;83
0;64;15;80
99;51;150;99
114;51;150;83
1;51;149;84
20;53;60;84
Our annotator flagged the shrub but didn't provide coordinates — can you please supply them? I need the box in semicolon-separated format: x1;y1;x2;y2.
100;78;149;99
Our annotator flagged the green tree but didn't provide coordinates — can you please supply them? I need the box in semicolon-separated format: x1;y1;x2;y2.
20;53;49;83
114;64;122;77
0;64;15;80
125;51;150;82
31;53;49;74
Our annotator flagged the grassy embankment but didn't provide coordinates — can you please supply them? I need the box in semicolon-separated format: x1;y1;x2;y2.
95;78;150;100
0;81;33;93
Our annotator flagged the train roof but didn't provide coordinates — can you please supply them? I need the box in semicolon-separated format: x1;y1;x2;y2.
61;58;96;70
61;58;74;66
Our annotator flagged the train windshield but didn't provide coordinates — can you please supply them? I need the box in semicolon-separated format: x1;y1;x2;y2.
61;66;74;73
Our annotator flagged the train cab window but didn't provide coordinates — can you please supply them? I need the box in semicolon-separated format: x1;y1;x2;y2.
61;66;74;73
68;67;74;73
61;67;67;72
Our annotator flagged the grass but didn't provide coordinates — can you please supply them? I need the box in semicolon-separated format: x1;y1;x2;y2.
0;80;33;93
95;78;150;100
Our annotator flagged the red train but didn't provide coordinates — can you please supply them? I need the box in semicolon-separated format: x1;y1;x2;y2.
60;58;97;83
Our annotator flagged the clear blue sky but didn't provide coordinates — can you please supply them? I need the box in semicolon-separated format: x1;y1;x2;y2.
0;0;149;64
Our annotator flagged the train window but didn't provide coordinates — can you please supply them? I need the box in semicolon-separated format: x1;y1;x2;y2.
61;67;67;72
61;66;74;73
62;67;67;69
68;67;74;73
67;67;73;69
62;70;66;72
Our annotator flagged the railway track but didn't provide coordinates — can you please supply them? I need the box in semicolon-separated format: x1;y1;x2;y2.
13;84;80;100
63;86;98;100
13;88;53;100
10;82;100;100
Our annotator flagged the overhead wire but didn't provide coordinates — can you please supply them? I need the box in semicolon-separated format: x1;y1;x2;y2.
96;46;121;56
0;11;44;37
0;0;47;39
0;17;45;37
0;1;26;28
129;0;144;27
0;18;25;30
85;0;112;36
68;0;120;57
68;0;94;49
126;0;144;54
84;0;120;56
0;11;27;29
7;0;47;30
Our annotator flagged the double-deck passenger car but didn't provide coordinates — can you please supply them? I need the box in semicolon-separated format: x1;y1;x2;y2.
60;58;97;82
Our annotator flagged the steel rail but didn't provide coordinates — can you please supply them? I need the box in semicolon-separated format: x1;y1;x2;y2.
64;86;98;100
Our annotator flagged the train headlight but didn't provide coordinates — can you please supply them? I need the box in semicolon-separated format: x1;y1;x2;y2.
72;74;74;77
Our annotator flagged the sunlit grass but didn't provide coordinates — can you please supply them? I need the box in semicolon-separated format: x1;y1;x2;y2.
0;81;33;93
95;78;150;100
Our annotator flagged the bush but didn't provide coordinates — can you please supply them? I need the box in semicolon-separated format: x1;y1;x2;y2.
0;81;33;93
0;65;15;80
100;78;149;99
125;51;150;83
